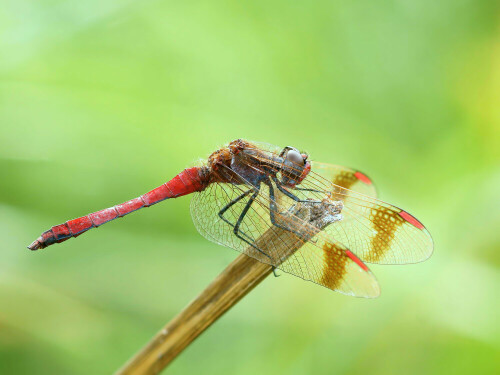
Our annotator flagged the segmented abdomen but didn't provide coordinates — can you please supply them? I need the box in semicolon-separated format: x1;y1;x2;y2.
28;167;207;250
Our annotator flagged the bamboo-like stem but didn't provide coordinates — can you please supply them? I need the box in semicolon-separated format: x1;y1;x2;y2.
115;200;338;375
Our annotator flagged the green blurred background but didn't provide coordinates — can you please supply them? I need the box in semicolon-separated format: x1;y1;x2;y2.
1;0;499;374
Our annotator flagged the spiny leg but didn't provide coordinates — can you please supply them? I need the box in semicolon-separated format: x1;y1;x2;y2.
293;186;328;194
218;188;254;243
233;187;275;263
271;175;322;203
218;186;275;264
266;178;309;243
266;179;312;277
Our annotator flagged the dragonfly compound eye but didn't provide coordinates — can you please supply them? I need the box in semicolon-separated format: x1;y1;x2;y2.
285;149;304;166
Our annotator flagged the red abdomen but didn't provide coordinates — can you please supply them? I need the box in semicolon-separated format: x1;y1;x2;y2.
28;167;208;250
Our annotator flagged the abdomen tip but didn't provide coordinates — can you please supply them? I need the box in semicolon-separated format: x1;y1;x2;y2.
27;240;42;251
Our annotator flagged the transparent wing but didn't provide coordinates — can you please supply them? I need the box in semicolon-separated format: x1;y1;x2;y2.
311;162;377;198
190;181;380;298
245;144;434;265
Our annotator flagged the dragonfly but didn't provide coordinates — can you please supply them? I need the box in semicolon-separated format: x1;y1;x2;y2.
28;139;433;298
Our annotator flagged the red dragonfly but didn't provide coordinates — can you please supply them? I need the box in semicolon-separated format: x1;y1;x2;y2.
28;139;433;298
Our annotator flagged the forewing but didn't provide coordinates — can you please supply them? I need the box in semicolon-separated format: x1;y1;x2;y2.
190;181;379;297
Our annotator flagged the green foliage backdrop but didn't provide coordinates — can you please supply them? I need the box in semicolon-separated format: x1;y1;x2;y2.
1;1;498;374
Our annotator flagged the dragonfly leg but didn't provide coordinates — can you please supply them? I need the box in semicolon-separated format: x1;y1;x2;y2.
293;186;328;194
218;187;274;264
218;189;255;243
271;175;322;204
233;188;275;263
266;178;307;239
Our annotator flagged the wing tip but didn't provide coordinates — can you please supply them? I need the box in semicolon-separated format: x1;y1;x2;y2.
364;287;381;299
420;242;434;263
361;270;381;298
340;275;381;298
398;210;435;263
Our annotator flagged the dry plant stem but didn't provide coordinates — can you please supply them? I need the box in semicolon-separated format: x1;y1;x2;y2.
116;200;334;375
116;253;273;375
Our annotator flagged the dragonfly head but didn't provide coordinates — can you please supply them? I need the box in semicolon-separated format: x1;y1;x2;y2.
279;146;311;187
